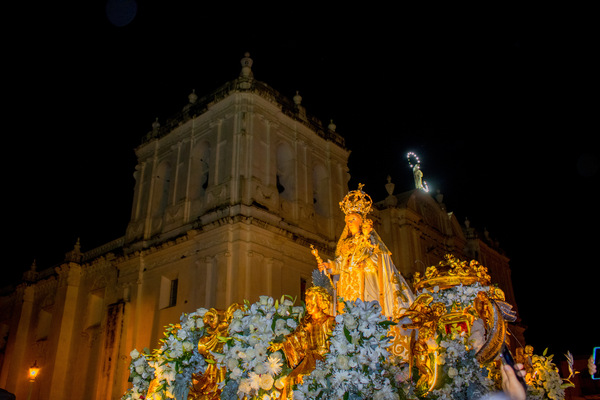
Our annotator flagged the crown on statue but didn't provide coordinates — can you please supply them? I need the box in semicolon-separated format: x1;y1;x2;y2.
339;183;373;216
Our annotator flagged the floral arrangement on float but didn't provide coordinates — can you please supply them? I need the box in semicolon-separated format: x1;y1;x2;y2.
521;349;578;400
122;309;208;400
215;295;305;399
293;298;404;400
121;254;578;400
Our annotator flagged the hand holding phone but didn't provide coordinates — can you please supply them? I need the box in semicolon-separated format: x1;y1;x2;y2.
500;344;528;391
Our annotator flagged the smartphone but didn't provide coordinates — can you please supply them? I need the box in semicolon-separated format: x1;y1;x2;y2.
593;347;600;380
500;344;527;389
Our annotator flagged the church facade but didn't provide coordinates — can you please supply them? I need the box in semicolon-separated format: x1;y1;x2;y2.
0;54;521;400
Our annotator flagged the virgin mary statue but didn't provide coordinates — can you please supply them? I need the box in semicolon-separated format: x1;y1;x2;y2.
319;184;415;320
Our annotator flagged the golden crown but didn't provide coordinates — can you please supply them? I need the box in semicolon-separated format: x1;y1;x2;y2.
339;183;373;215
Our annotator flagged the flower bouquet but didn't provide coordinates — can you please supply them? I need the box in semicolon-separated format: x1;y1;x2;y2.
216;295;305;400
293;298;406;400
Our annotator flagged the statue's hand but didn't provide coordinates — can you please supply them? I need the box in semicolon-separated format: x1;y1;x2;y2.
318;261;330;273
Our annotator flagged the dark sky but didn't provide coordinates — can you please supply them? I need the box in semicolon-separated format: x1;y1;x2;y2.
4;3;598;359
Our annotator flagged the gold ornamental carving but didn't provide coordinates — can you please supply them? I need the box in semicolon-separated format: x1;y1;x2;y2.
413;254;491;291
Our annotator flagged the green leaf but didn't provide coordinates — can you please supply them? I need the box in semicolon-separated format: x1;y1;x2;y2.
343;326;352;343
561;383;575;389
378;320;396;329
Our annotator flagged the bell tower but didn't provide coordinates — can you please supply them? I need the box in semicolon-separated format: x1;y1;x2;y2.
125;53;350;256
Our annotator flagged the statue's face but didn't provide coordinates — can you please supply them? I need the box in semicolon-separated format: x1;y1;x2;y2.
305;292;319;315
345;213;363;236
204;311;218;328
306;292;328;315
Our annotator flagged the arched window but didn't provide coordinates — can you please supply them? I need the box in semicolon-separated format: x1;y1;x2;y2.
152;160;172;217
276;142;295;201
191;141;211;200
312;163;329;216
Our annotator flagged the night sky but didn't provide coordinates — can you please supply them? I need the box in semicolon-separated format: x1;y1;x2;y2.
4;4;598;360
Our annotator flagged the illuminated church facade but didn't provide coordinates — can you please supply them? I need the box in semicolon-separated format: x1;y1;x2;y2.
0;54;522;400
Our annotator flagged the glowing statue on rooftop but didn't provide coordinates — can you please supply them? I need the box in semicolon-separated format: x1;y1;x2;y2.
407;152;429;192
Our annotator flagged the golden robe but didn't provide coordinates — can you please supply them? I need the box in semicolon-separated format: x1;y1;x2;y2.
330;229;414;319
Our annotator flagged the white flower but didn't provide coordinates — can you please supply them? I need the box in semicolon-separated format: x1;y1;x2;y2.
259;295;274;307
286;318;298;329
359;322;376;338
447;366;458;378
230;366;243;380
259;373;274;390
226;356;238;371
133;356;146;367
163;368;176;384
238;378;252;396
169;341;183;359
248;371;261;391
130;349;140;359
332;337;349;354
245;347;257;360
182;341;193;352
333;369;352;383
274;318;287;332
177;328;188;340
266;354;283;376
254;362;267;375
255;344;267;359
292;306;304;315
229;319;242;332
373;385;400;400
342;313;358;329
336;354;350;370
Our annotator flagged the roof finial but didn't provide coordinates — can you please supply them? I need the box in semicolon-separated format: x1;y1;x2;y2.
240;52;253;78
188;89;197;104
384;175;398;207
328;119;336;132
64;238;83;263
152;117;160;132
293;90;302;106
385;175;394;196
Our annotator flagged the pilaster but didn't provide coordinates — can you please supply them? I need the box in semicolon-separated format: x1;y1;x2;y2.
48;262;81;400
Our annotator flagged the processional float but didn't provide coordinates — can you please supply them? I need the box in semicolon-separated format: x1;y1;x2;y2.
122;184;519;400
